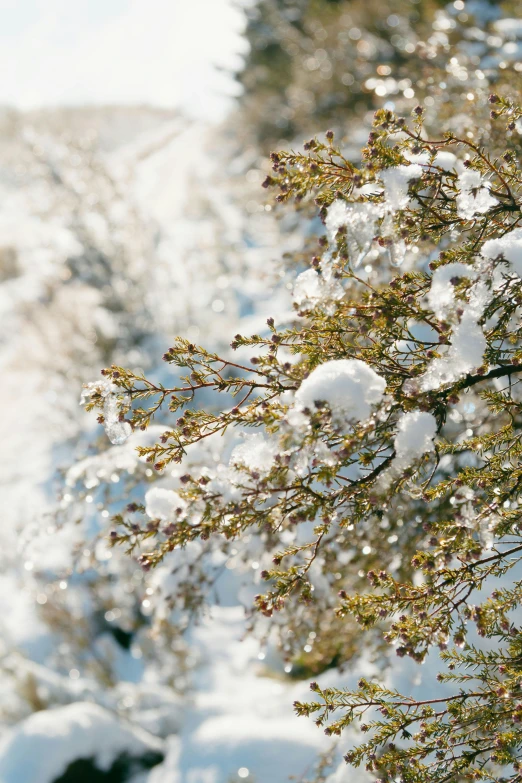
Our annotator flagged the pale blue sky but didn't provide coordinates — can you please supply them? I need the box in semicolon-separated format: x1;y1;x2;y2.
0;0;248;119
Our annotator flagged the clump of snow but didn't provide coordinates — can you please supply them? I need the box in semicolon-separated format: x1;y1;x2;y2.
456;170;498;220
418;311;486;391
481;227;522;277
325;200;377;267
405;150;457;172
103;395;133;446
79;379;112;406
380;164;422;212
80;379;132;446
293;268;344;309
145;487;187;522
415;255;496;392
449;311;488;368
295;359;386;425
376;410;437;491
230;433;277;476
433;150;457;171
0;702;164;783
377;163;423;268
325;199;352;238
324;165;421;274
285;407;310;431
394;411;437;460
467;277;493;320
197;464;241;504
427;262;477;320
478;511;497;551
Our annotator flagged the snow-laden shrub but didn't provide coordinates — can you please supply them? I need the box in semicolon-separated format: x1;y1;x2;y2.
87;93;522;782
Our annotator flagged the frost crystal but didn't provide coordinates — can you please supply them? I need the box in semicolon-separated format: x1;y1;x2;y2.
79;379;113;406
103;394;133;446
394;411;437;460
145;487;187;522
80;379;132;445
456;170;498;220
295;359;386;425
481;227;522;277
427;262;477;320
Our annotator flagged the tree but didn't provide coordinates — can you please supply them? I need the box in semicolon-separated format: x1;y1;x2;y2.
87;81;522;783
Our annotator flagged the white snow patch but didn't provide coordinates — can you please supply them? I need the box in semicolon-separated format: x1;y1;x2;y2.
293;268;344;308
481;227;522;277
415;257;494;392
418;311;486;391
104;394;133;446
295;359;386;425
427;262;477;320
380;163;422;212
80;379;132;446
456;170;498;220
230;433;277;476
394;411;437;460
325;200;377;267
377;163;423;268
377;410;437;490
145;488;187;522
0;702;164;783
433;150;458;171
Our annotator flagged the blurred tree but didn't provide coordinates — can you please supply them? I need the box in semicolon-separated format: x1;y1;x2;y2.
235;0;449;147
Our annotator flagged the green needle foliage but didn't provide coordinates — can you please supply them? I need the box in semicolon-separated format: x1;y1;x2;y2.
83;93;522;782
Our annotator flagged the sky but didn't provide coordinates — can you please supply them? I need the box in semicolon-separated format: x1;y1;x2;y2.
0;0;248;119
